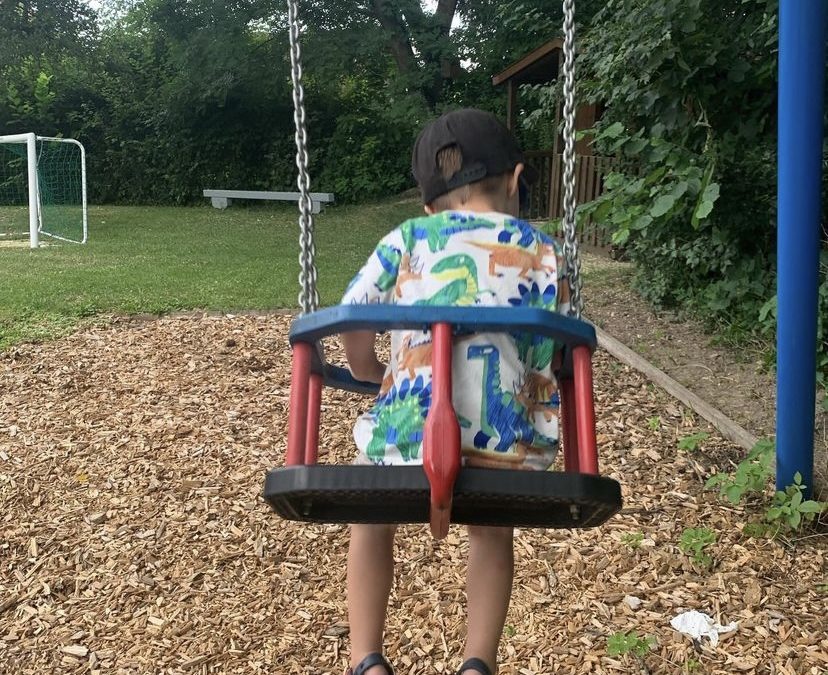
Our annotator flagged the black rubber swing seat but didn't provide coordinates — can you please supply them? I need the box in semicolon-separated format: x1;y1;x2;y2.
265;465;622;529
267;305;623;535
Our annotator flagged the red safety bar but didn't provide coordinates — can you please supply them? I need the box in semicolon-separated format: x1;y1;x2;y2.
572;345;599;475
422;322;461;539
560;378;579;472
284;330;600;536
305;373;323;464
286;342;313;466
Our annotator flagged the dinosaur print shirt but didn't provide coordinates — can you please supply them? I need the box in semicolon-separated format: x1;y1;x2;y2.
341;211;570;471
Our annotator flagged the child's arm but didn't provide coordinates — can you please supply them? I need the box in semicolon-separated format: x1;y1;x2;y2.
340;228;408;385
342;331;386;384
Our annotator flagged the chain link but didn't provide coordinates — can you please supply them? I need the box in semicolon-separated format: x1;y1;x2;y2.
286;0;578;317
561;0;583;319
287;0;318;314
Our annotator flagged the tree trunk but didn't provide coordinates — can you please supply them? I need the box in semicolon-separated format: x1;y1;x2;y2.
369;0;462;109
435;0;462;80
434;0;457;35
369;0;418;75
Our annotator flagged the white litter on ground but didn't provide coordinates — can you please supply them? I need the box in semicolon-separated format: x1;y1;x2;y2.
670;610;739;647
623;595;643;610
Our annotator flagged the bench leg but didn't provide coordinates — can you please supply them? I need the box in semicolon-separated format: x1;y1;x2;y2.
311;200;321;214
210;197;230;209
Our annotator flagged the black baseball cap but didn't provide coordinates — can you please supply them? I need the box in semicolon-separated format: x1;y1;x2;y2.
411;108;538;204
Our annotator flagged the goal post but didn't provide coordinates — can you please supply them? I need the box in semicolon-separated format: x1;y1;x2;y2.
0;133;39;247
36;136;88;245
0;133;88;248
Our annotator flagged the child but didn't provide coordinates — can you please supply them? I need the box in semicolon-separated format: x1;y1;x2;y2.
340;108;570;675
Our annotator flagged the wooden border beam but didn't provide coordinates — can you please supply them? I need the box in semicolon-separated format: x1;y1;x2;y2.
594;325;759;452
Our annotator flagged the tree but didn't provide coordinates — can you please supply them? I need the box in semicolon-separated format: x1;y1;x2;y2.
574;0;789;343
0;0;612;203
0;1;99;132
0;0;97;69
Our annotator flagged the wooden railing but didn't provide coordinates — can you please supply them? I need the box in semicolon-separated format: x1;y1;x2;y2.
522;151;617;249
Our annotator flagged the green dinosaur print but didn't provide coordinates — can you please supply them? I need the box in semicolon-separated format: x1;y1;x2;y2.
366;377;431;462
516;334;556;371
375;243;402;292
401;213;498;253
508;281;559;370
414;254;494;306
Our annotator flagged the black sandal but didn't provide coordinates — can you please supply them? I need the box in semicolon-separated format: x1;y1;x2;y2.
458;658;493;675
346;652;394;675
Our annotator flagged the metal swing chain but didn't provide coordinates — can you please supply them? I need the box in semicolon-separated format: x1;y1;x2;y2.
561;0;583;319
285;0;579;318
287;0;319;315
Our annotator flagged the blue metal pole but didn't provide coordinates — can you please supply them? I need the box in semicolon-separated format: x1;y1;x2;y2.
776;1;826;494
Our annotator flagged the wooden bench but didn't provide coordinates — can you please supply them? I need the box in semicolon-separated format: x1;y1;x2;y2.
203;189;335;214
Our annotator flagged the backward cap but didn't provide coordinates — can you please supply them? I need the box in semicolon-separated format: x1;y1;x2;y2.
412;108;537;204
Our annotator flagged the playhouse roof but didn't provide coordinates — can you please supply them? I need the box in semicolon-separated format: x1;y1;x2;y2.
492;39;563;87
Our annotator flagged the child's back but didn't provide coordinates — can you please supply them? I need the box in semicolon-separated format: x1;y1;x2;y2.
342;210;568;470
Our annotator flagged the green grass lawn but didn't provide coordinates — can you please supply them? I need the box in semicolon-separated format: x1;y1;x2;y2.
0;199;421;349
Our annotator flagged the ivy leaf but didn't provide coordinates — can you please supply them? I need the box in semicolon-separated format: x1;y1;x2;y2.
702;182;720;204
644;166;667;186
692;198;715;225
687;176;702;194
789;490;803;509
799;500;826;514
671;181;689;200
625;137;648;155
631;214;653;231
604;172;626;190
678;432;709;451
599;121;625;140
609;136;628;153
623;178;645;194
691;161;718;228
649;143;671;163
725;484;743;505
704;474;726;489
766;506;782;520
650;194;676;218
758;296;777;323
611;207;632;225
593;199;613;223
692;182;721;228
612;228;631;245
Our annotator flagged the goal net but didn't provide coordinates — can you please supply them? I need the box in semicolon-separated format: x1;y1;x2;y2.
0;134;88;247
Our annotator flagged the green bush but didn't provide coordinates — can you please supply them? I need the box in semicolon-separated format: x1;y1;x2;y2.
319;107;417;203
570;0;828;379
706;439;827;536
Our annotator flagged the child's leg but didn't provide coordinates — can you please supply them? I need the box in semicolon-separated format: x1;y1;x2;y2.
347;523;397;673
463;525;514;673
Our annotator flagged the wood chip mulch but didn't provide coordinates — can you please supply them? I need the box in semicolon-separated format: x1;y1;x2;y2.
1;315;826;675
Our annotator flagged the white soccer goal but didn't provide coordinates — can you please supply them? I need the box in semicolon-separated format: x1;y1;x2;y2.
0;133;88;248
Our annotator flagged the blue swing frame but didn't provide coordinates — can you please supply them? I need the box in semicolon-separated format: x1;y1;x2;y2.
776;1;826;495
